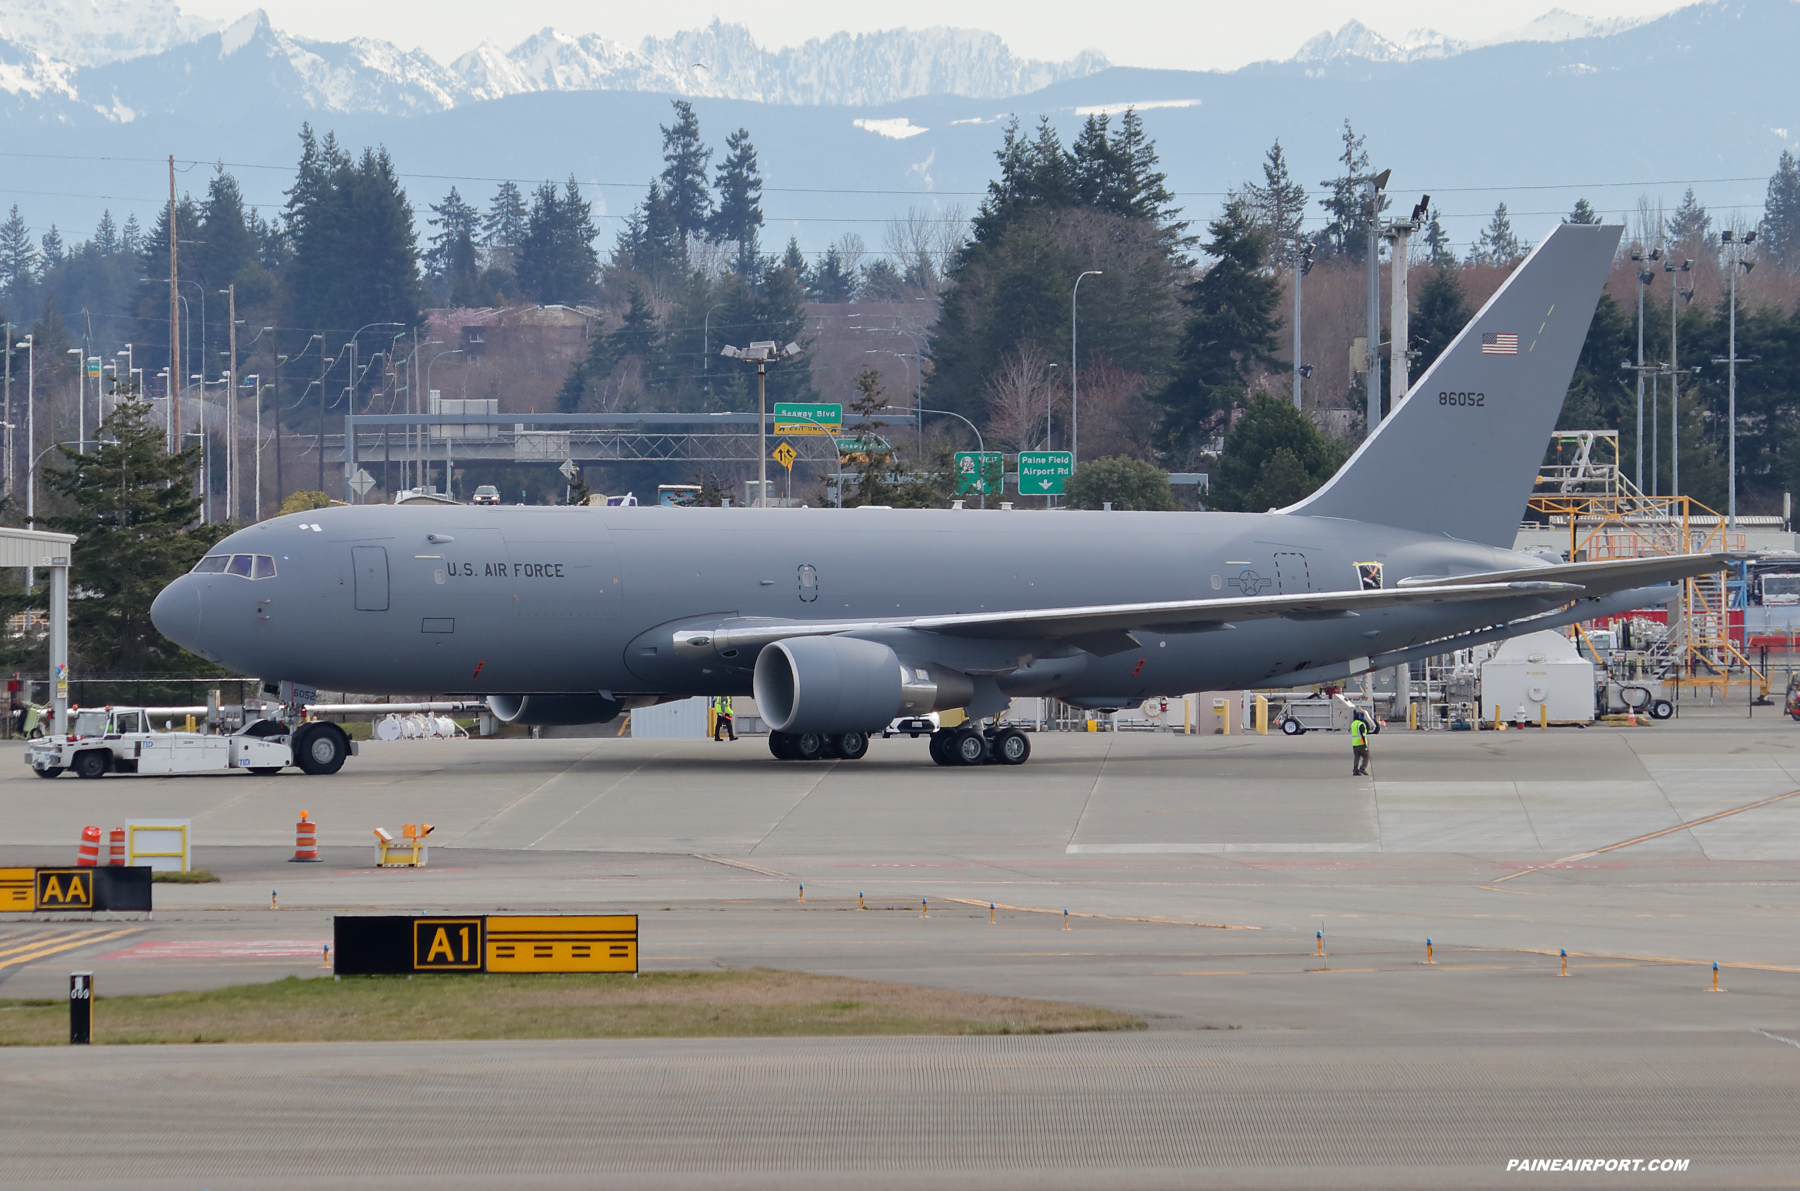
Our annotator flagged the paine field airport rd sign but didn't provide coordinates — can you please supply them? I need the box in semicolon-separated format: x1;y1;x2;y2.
772;403;842;435
1017;450;1074;496
954;451;1004;495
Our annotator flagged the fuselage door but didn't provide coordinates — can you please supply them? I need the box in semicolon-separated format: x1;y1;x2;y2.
1274;552;1311;594
352;546;390;611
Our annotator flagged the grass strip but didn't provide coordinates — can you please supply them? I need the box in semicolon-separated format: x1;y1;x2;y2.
150;870;219;884
0;968;1143;1045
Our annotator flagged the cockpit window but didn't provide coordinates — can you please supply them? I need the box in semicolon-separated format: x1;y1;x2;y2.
195;553;277;579
73;710;107;737
115;712;142;733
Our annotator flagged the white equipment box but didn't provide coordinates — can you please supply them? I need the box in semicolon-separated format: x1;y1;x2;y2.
1479;630;1597;723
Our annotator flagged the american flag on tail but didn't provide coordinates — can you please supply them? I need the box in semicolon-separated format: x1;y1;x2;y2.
1481;332;1519;355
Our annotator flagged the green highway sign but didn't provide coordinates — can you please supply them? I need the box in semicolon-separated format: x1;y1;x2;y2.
772;403;842;435
1017;450;1074;496
954;451;1005;495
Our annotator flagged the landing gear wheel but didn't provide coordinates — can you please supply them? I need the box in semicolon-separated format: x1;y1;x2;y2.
72;751;109;780
293;723;349;775
1649;699;1674;721
950;728;989;766
33;766;62;779
991;728;1030;765
1280;718;1304;736
830;731;869;760
792;732;827;761
769;731;795;760
929;730;958;766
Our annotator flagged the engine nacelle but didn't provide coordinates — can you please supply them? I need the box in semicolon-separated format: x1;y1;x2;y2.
754;636;908;734
486;694;624;726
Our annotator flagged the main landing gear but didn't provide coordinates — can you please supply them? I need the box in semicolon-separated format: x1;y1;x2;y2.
929;723;1030;767
768;729;870;761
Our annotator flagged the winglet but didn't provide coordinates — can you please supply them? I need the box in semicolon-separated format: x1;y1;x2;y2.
1284;222;1623;546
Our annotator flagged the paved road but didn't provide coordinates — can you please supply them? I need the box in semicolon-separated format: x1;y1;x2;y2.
2;714;1798;1187
5;1031;1796;1190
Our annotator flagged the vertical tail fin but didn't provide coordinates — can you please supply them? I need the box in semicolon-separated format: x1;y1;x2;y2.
1284;222;1622;546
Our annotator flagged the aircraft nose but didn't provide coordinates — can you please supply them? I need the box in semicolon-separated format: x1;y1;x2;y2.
150;575;202;653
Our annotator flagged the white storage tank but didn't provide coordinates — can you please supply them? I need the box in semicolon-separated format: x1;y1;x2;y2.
1479;630;1596;724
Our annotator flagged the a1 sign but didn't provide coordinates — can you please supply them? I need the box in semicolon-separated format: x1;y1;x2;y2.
1017;451;1074;496
954;451;1004;495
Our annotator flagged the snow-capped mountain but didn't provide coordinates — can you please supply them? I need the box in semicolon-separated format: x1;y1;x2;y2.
1290;8;1664;65
0;0;218;67
451;22;1108;107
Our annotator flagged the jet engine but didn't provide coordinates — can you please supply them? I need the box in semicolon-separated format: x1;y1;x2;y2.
486;694;625;726
753;636;975;734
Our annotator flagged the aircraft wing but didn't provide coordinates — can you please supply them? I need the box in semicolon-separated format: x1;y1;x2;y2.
1394;552;1737;594
680;579;1586;658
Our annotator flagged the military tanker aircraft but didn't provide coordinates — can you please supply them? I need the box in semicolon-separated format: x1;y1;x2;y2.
151;222;1721;771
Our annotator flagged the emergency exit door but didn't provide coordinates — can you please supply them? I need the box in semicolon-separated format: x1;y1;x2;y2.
352;546;389;611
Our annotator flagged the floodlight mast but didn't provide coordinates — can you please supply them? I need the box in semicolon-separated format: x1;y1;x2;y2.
721;341;801;506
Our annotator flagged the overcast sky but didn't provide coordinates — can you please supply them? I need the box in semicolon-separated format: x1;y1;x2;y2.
177;1;1685;70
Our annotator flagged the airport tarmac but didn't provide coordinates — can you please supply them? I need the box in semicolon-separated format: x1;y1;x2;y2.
3;711;1798;1188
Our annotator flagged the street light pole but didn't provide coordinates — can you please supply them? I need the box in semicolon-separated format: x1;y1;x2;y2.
1630;247;1657;493
1721;230;1757;528
20;334;33;522
1292;244;1312;410
721;340;801;507
1071;270;1101;470
1665;257;1693;499
425;348;463;494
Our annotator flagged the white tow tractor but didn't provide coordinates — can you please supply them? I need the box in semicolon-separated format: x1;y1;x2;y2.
25;707;355;779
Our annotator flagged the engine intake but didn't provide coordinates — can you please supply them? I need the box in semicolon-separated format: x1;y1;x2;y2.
754;636;906;734
486;694;624;726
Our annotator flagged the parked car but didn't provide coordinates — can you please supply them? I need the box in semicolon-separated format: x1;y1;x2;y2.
884;712;939;738
471;485;500;505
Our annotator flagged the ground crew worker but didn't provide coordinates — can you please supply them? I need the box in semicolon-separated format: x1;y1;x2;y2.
711;695;736;741
1350;711;1370;776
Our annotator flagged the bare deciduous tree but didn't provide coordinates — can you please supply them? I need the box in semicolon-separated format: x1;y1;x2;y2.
985;342;1055;453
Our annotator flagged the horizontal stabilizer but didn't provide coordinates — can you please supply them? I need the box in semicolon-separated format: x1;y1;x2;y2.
1396;552;1735;595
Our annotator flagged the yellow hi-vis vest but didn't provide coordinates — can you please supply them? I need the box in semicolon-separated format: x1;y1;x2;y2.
1350;717;1367;746
711;696;733;715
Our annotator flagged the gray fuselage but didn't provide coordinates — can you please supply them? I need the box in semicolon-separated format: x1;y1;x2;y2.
151;503;1555;705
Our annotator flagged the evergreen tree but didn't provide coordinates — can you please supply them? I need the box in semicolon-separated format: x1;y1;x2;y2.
710;127;764;246
1208;392;1350;512
482;181;528;273
93;210;119;254
1071;113;1127;212
860;258;907;301
1111;109;1178;226
39;226;63;268
0;205;39;307
42;400;222;672
660;100;713;240
781;238;810;290
282;128;422;391
120;214;142;257
1471;202;1522;265
196;170;263;352
1665;187;1713;251
613;181;685;288
970;117;1075;244
1240;139;1308;266
1421;204;1456;268
1566;198;1601;224
447;229;481;308
425;186;480;281
1063;456;1179;510
1762;150;1800;269
1317;120;1381;263
1153;202;1285;451
556;281;659;412
515;177;599;304
1411;266;1470;375
809;247;856;302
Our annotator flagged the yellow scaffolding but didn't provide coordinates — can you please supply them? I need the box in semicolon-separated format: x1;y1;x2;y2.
1528;431;1758;684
